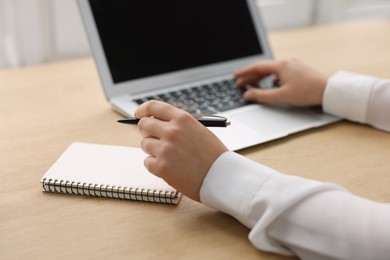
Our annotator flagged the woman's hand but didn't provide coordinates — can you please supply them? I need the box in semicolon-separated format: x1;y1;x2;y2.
235;59;328;107
135;100;228;201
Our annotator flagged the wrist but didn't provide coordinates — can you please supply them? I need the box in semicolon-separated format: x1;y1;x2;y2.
316;74;328;106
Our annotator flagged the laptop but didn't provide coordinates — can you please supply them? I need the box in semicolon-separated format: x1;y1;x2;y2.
77;0;340;151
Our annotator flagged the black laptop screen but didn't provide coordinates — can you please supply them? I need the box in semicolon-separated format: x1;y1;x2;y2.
89;0;263;84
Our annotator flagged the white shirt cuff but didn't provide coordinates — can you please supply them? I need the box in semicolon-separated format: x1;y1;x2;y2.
200;151;279;227
200;151;343;228
323;71;376;123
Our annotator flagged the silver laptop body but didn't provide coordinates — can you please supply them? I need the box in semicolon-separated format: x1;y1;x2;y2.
78;0;339;151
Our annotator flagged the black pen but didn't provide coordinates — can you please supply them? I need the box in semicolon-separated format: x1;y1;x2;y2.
117;115;231;127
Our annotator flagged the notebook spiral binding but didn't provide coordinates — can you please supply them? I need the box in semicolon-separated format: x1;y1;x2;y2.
41;178;180;204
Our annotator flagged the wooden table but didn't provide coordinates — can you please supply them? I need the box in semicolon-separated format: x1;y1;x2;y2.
1;19;390;259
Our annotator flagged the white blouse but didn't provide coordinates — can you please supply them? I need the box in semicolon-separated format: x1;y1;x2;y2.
200;72;390;259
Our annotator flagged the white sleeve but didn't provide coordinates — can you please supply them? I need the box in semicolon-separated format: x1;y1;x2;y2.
199;72;390;258
269;189;390;260
200;152;390;259
199;151;345;256
323;71;390;132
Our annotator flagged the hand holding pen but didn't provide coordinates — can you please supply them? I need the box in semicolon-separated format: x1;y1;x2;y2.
130;100;229;201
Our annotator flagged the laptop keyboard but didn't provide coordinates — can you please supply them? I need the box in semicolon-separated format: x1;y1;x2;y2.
133;79;246;114
133;77;276;114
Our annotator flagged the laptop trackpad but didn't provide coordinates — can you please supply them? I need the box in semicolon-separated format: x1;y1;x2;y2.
210;105;328;151
229;105;324;135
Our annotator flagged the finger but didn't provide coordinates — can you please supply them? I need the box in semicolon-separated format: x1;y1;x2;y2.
234;60;280;79
137;117;168;139
135;100;185;122
235;74;264;87
144;156;160;177
243;88;286;105
140;136;161;156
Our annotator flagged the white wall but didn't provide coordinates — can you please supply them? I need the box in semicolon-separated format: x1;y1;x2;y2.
1;0;390;69
0;0;89;68
0;0;4;68
50;0;89;61
0;0;50;67
316;0;390;23
258;0;314;30
4;0;313;68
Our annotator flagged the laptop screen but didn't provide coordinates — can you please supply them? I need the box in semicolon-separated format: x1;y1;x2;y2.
89;0;263;84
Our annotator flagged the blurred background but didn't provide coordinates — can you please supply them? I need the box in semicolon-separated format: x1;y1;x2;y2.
0;0;389;69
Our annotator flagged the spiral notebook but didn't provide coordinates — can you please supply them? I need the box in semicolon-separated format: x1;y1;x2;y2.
40;142;182;204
